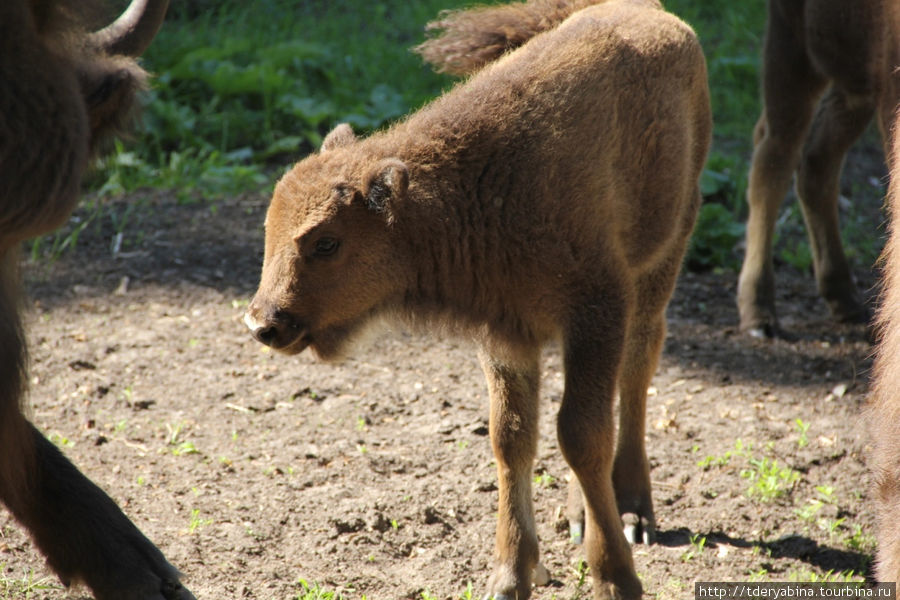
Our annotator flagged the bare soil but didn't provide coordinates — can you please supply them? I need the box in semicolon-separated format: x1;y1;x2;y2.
0;173;886;599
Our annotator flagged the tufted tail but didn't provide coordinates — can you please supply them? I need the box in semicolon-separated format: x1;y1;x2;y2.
415;0;611;76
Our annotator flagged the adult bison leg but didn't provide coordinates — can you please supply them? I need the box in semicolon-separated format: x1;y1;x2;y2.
737;2;828;336
794;86;874;324
558;290;641;600
0;254;192;600
3;425;194;600
479;348;541;600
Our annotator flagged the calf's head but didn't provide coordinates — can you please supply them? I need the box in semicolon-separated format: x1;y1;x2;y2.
245;125;409;360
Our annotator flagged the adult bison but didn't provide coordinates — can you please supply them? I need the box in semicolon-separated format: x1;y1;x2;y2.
737;0;900;337
244;0;711;598
0;1;193;599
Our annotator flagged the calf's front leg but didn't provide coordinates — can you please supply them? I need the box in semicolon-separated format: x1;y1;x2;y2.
479;348;542;600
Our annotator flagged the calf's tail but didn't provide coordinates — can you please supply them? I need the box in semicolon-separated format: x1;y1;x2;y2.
415;0;612;76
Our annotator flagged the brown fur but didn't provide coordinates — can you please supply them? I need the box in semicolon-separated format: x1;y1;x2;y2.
737;0;900;337
0;2;193;599
872;107;900;584
245;1;711;597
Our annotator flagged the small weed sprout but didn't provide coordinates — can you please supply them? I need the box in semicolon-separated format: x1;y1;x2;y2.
166;422;200;456
533;472;555;488
47;432;74;448
681;534;707;562
0;564;62;598
295;578;347;600
740;457;801;501
794;418;810;448
697;439;751;469
573;558;589;590
187;509;213;534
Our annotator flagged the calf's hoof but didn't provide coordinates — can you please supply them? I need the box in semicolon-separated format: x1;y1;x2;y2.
483;562;550;600
622;511;655;545
595;578;642;600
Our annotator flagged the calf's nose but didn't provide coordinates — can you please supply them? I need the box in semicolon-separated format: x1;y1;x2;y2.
244;298;299;349
243;311;278;346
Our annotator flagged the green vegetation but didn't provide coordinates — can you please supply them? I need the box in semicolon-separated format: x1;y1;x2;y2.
681;533;708;562
90;0;467;203
0;565;61;599
29;0;881;270
187;508;213;534
699;438;802;501
698;430;875;580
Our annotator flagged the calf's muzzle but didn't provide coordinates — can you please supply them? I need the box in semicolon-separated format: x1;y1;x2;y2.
244;298;302;350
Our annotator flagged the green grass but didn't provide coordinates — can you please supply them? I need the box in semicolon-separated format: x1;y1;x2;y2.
88;0;468;202
664;0;765;271
51;0;878;273
0;565;62;599
698;438;802;502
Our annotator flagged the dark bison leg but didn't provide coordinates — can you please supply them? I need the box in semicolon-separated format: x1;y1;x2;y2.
2;425;195;600
0;254;193;600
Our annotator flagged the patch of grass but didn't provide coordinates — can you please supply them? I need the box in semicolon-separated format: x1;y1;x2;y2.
47;432;75;448
0;565;62;599
573;558;590;593
166;422;201;456
794;419;811;449
294;579;347;600
533;471;555;488
681;533;707;562
795;485;876;555
788;569;866;584
37;0;872;275
697;438;752;469
698;439;801;501
740;456;801;502
89;0;469;202
187;508;213;534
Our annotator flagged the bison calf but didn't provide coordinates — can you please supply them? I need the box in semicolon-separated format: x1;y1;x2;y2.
245;0;711;598
0;1;192;599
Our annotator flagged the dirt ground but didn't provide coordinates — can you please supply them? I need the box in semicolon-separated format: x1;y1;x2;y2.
0;165;888;599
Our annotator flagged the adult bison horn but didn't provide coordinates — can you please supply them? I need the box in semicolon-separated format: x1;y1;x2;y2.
88;0;171;57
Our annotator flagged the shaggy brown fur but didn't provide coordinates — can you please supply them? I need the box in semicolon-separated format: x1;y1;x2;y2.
872;108;900;584
737;0;900;337
0;2;193;599
245;1;711;598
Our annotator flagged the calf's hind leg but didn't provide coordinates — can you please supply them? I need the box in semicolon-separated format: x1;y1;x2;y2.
559;302;641;600
479;348;542;600
567;263;675;547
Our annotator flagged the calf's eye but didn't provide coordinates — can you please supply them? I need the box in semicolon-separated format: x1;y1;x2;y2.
313;236;340;257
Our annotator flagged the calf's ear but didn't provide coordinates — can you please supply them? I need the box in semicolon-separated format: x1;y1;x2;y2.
321;123;356;152
364;158;408;215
